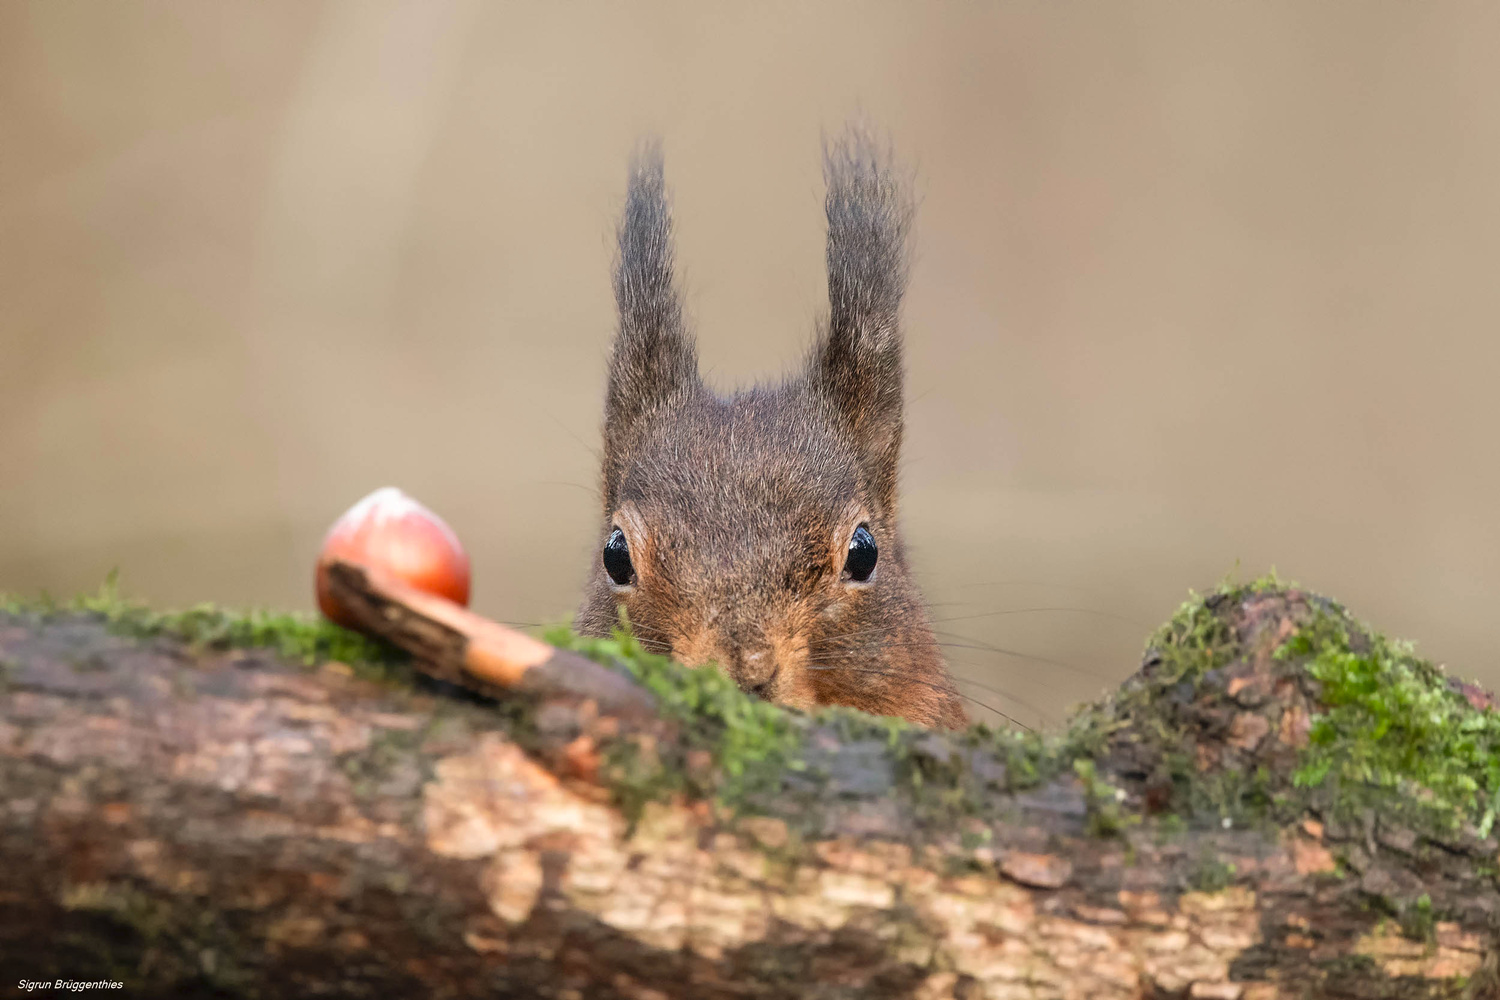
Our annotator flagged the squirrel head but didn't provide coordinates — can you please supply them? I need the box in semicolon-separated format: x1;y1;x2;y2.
575;127;967;730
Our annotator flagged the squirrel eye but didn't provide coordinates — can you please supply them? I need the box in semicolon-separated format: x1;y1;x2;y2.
844;525;878;582
603;527;634;586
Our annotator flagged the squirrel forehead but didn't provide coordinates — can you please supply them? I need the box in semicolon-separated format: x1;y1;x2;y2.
615;390;864;530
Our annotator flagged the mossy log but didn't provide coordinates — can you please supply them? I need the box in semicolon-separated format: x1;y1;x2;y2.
0;580;1496;998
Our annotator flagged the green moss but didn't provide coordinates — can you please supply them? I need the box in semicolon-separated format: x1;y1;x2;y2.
1059;576;1267;820
3;573;410;684
1398;893;1437;943
1282;605;1500;838
1188;854;1238;893
60;880;250;989
21;569;1498;864
62;881;175;940
1132;568;1292;690
546;617;806;822
341;714;447;807
547;614;1067;833
1061;583;1245;824
1065;570;1500;850
1073;757;1136;837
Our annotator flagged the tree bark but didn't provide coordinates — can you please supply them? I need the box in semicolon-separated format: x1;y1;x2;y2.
0;579;1495;999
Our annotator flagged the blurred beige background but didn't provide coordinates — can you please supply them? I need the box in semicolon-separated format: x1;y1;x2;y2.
3;2;1497;727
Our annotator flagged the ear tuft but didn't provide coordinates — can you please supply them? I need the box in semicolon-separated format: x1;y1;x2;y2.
810;124;915;512
604;141;700;502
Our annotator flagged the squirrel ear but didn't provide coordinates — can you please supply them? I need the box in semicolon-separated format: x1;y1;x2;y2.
809;125;913;511
604;141;699;483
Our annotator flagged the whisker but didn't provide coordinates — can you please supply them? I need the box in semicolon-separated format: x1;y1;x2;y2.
616;619;675;639
947;674;1056;722
812;604;1144;650
947;691;1032;730
811;634;1109;682
927;606;1150;631
532;480;601;497
571;613;677;644
804;656;1057;722
804;662;1034;731
813;622;933;645
942;577;1124;601
540;408;602;462
811;639;1025;658
930;631;1119;682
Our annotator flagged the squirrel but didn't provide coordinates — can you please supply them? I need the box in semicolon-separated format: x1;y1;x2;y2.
574;125;968;731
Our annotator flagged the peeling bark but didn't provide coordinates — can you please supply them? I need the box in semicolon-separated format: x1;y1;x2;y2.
0;585;1496;999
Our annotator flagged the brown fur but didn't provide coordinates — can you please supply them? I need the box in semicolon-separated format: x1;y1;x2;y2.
575;126;967;730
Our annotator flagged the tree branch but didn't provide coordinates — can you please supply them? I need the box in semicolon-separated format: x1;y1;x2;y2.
1;579;1495;998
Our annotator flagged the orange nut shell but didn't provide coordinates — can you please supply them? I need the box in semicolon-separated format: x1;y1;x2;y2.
315;486;471;628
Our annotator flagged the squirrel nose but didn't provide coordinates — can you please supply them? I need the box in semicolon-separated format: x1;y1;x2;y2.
737;649;777;692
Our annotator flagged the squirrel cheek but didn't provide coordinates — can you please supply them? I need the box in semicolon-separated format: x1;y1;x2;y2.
667;631;716;671
763;633;816;709
770;666;819;711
